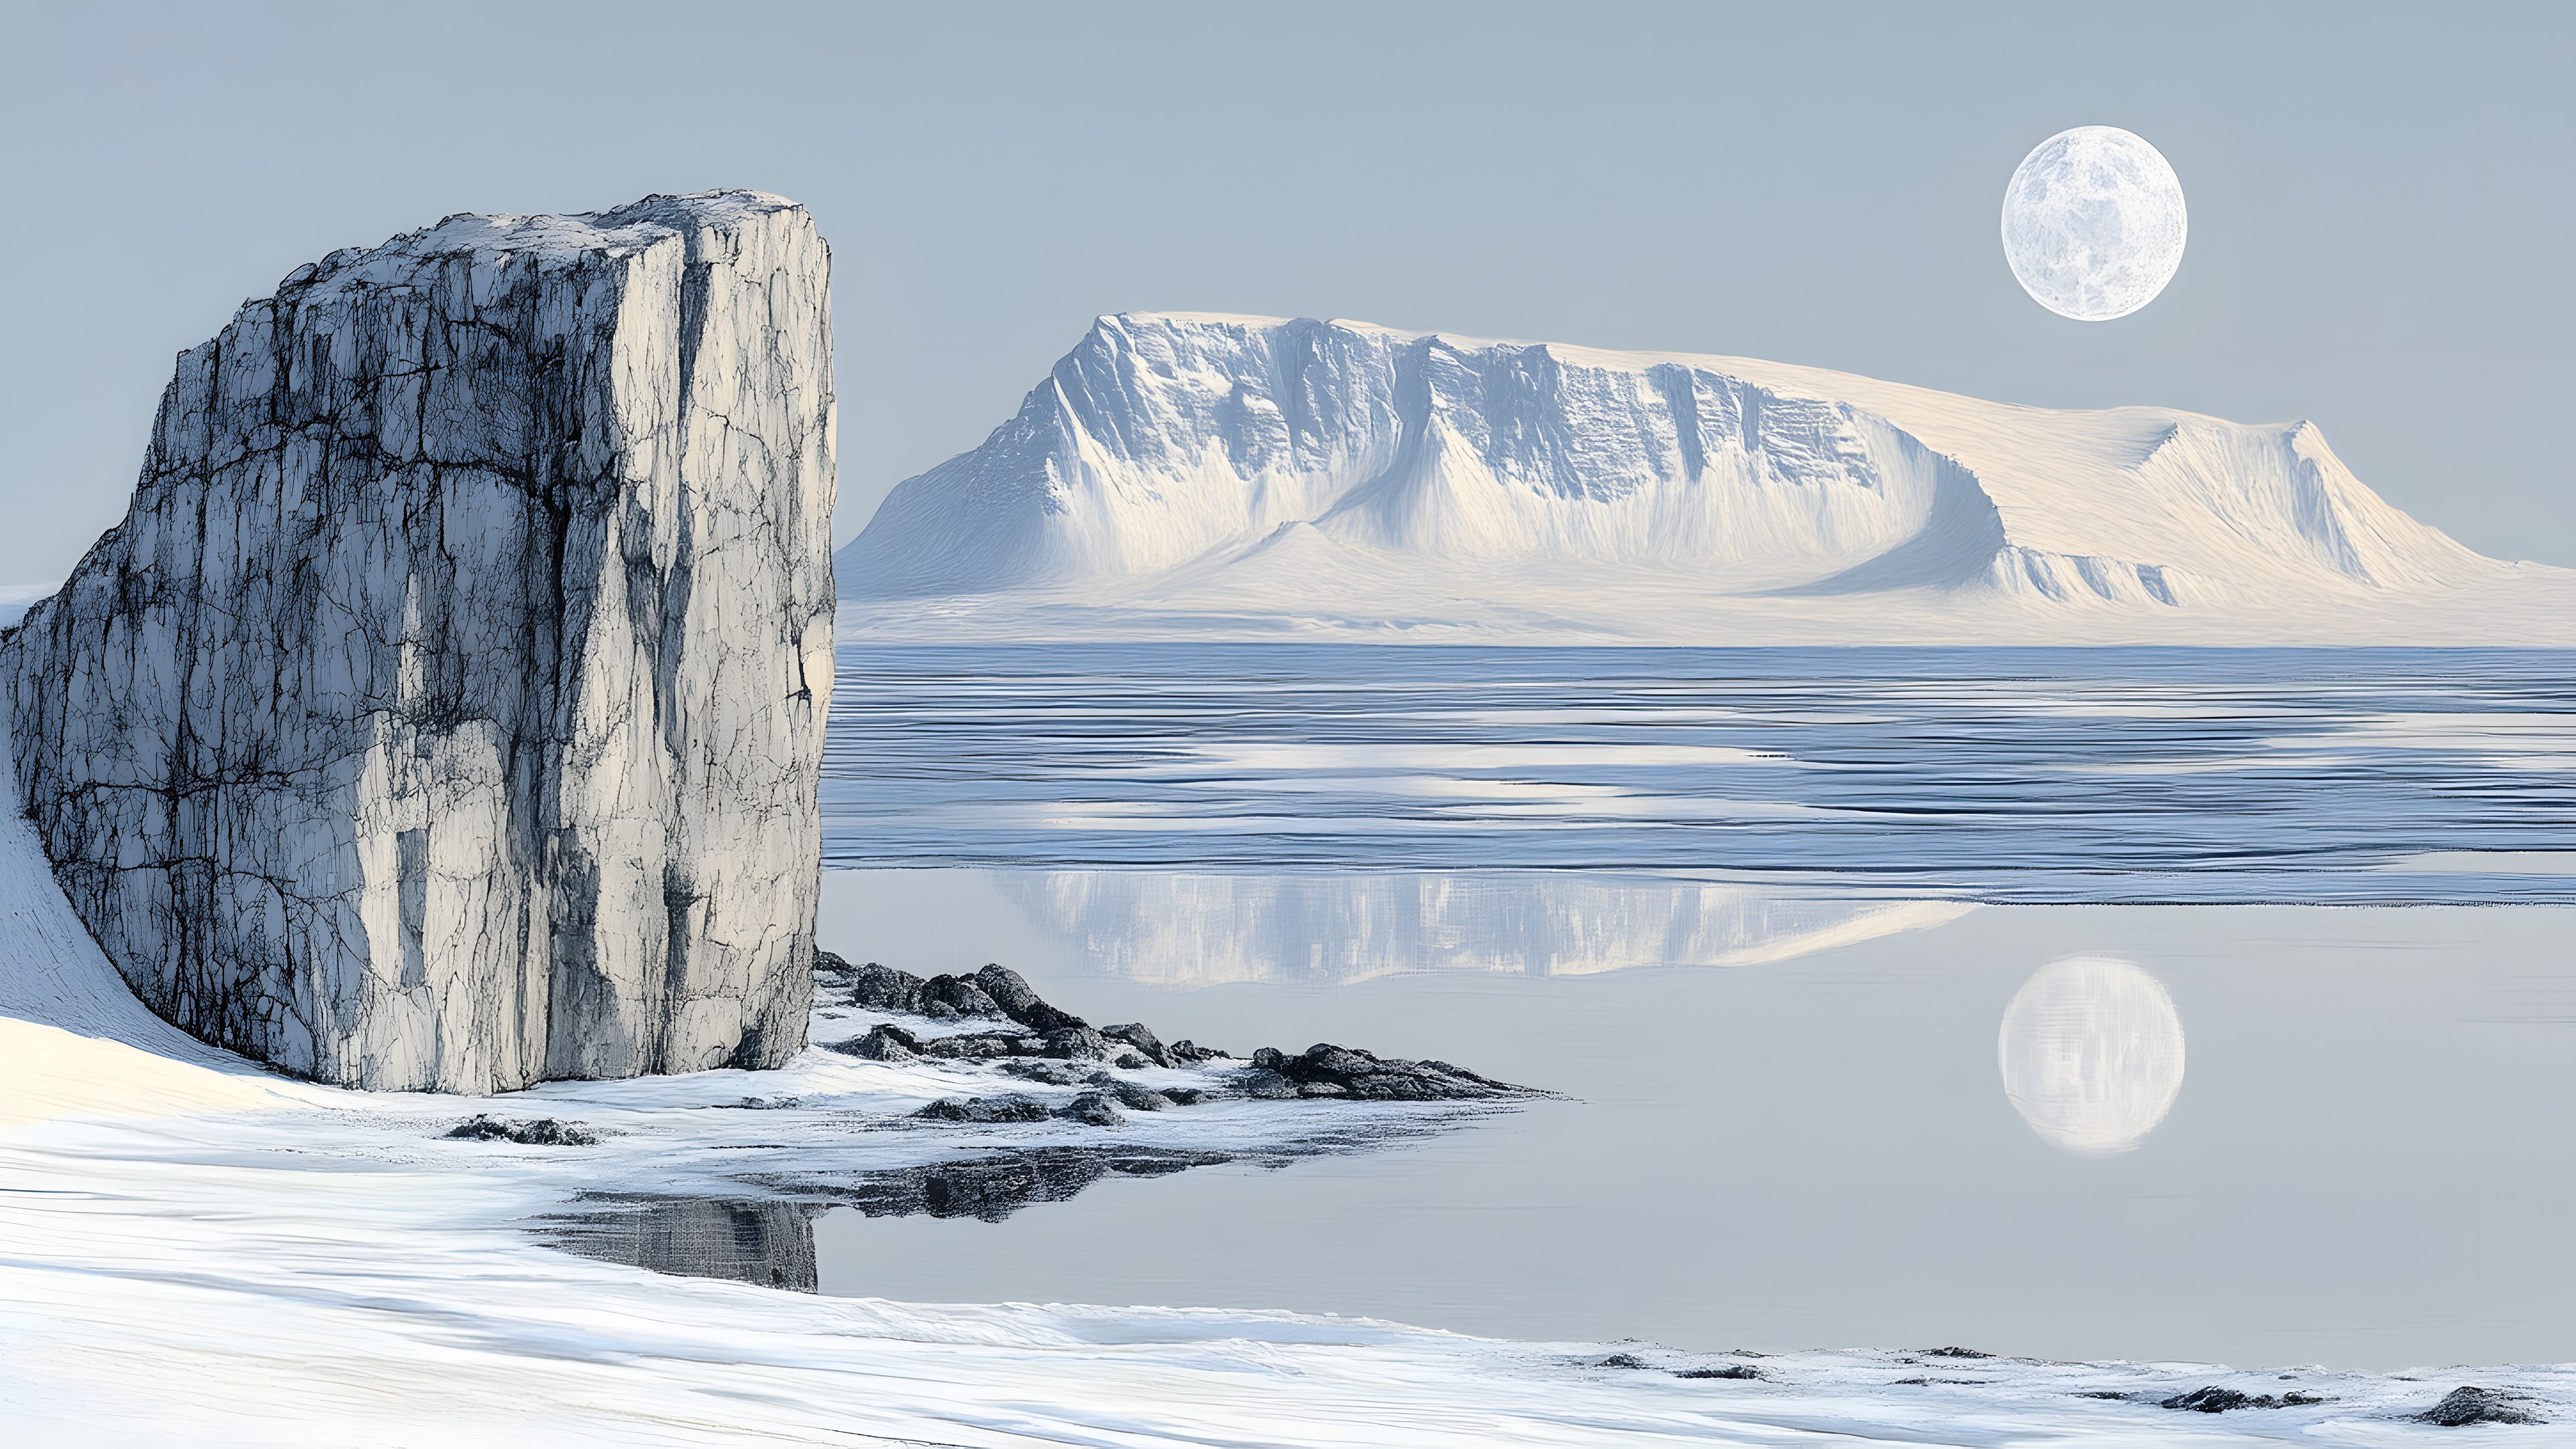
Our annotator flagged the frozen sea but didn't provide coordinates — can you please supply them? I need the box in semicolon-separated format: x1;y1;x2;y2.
812;643;2576;1371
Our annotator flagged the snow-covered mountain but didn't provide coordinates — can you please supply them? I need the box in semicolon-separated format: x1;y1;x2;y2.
839;313;2571;642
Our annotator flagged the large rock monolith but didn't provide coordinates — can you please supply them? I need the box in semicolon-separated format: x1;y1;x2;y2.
1;191;836;1091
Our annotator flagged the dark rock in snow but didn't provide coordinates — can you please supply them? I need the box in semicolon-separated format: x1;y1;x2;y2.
1169;1039;1231;1063
1102;1022;1174;1067
2157;1385;2330;1413
1677;1364;1764;1381
2417;1387;2544;1426
1921;1347;1994;1359
918;974;1006;1020
816;955;932;1014
829;1024;924;1063
1093;1079;1174;1112
1238;1068;1301;1099
914;1032;1040;1061
999;1060;1091;1087
1595;1354;1652;1370
1057;1091;1126;1127
973;963;1089;1032
1042;1024;1114;1060
914;1095;1053;1124
446;1114;598;1146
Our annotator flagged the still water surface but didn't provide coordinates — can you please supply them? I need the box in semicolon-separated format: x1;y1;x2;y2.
811;645;2576;1370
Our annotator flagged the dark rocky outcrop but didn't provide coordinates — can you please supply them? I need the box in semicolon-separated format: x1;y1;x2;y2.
3;192;837;1092
914;1095;1053;1124
2416;1387;2544;1426
444;1114;599;1146
1240;1043;1536;1101
2158;1385;2330;1413
820;957;1539;1108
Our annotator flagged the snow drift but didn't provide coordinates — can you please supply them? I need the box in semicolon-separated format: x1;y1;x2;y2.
839;314;2569;642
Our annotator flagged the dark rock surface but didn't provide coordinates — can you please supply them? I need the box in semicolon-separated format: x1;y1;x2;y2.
1101;1022;1172;1067
445;1114;598;1146
1242;1043;1536;1101
914;1094;1053;1124
2158;1385;2331;1413
3;191;837;1093
2417;1386;2544;1426
1678;1365;1763;1381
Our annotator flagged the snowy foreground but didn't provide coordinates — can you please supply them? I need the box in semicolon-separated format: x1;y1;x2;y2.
5;806;2571;1442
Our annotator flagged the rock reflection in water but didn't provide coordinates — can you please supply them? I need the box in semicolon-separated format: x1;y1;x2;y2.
552;1197;820;1292
550;1149;1256;1290
1005;871;1972;984
835;1146;1237;1223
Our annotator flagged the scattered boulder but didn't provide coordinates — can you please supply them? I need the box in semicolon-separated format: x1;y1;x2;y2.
1093;1079;1175;1112
1000;1060;1092;1087
1238;1068;1301;1100
1102;1022;1174;1067
914;1095;1053;1124
829;1024;925;1063
445;1114;598;1146
1058;1091;1124;1127
973;963;1089;1032
1169;1039;1231;1063
1243;1043;1536;1101
915;1032;1041;1061
2157;1386;2331;1413
918;974;1006;1020
1042;1025;1114;1060
2417;1387;2543;1426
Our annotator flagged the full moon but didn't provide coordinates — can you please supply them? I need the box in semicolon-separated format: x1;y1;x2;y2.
1997;955;2186;1154
2000;125;2188;321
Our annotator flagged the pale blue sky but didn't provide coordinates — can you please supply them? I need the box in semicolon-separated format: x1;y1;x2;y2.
3;1;2569;581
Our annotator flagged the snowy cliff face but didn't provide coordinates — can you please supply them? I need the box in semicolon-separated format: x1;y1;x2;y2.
840;314;2527;637
0;191;837;1092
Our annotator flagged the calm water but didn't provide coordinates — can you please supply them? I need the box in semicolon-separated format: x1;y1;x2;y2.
825;645;2576;903
812;645;2576;1369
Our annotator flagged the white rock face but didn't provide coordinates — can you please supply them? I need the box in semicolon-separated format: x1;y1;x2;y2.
839;313;2567;643
1;191;837;1092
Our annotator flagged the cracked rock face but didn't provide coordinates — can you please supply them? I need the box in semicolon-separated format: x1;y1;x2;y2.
1;191;836;1091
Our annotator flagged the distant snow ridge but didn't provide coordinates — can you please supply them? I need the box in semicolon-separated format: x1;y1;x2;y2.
841;313;2530;638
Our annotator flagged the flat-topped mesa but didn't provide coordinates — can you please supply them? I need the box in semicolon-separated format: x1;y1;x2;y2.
1;191;838;1092
840;312;2503;614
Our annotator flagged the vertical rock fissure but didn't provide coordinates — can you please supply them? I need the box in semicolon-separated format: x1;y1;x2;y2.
1;191;835;1093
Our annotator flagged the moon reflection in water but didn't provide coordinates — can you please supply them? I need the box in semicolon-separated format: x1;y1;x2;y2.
1997;955;2186;1155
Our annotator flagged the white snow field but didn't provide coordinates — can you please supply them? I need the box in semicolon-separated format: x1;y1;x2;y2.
6;722;2574;1442
837;314;2575;645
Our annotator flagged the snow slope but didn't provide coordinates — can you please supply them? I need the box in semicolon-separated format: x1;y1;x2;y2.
838;314;2573;643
